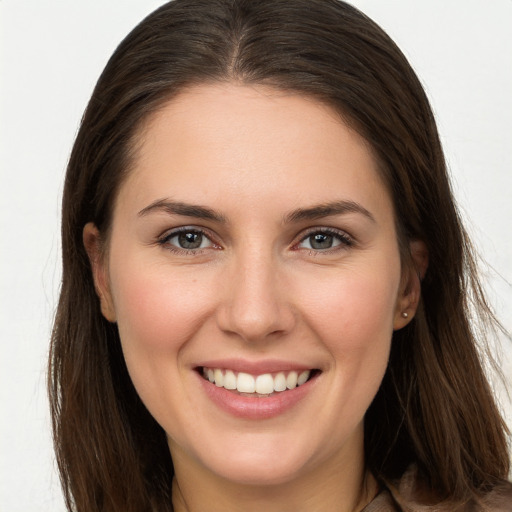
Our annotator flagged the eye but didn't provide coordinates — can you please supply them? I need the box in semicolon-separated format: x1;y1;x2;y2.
297;229;353;251
159;228;217;252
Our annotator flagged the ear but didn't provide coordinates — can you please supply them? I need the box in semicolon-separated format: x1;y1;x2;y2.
83;222;117;322
393;239;429;330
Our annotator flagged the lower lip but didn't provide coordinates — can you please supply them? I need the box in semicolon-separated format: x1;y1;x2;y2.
197;371;319;420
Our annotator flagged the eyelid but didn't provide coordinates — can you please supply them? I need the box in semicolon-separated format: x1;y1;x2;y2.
294;226;355;251
157;225;221;252
154;225;354;254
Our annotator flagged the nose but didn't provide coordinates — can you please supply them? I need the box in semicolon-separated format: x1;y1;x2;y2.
216;247;296;343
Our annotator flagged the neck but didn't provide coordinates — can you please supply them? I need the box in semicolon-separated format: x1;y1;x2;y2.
170;439;378;512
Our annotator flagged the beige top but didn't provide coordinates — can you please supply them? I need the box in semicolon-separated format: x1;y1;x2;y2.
362;466;512;511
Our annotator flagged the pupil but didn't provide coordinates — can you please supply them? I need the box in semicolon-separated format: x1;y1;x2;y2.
178;232;202;249
310;233;332;249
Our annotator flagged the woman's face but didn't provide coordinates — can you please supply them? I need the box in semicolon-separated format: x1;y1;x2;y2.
87;83;413;486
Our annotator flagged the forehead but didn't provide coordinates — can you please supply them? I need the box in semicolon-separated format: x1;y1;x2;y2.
116;83;393;223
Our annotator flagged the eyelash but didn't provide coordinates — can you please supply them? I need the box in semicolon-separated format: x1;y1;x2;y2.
294;228;354;254
157;226;354;255
157;227;219;255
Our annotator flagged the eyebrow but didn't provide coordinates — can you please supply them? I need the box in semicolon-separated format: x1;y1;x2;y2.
138;198;375;224
284;200;376;224
138;199;227;223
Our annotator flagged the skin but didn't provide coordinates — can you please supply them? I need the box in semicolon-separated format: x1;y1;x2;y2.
84;83;425;511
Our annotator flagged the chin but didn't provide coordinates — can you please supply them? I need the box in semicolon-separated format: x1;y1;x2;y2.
178;430;319;487
207;452;309;487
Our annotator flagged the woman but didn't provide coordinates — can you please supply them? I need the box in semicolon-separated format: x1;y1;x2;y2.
49;0;512;510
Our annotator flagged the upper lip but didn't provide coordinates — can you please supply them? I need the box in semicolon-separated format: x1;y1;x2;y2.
196;358;317;375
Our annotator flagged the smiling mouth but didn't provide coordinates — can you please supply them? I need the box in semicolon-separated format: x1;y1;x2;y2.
199;367;319;397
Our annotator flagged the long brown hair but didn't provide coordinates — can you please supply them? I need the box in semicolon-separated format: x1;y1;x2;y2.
49;1;510;510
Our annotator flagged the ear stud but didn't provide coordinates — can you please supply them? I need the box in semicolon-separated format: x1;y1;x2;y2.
402;312;408;318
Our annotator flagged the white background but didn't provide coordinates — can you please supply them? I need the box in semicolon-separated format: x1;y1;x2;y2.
1;1;511;510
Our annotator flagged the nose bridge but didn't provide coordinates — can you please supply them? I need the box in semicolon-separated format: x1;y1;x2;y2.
217;242;294;342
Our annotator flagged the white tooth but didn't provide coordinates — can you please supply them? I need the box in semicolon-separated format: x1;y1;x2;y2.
297;370;310;386
274;372;287;392
255;374;274;394
286;371;298;389
223;370;237;390
237;372;255;393
207;368;215;383
214;369;224;387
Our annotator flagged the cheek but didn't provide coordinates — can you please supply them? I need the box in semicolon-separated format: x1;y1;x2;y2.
108;259;219;427
295;259;400;410
300;265;400;349
107;257;220;422
310;266;399;413
111;261;215;352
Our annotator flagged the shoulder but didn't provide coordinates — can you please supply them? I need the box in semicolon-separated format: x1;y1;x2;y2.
373;465;512;511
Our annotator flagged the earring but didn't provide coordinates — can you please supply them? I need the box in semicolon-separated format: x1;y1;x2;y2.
402;312;408;318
